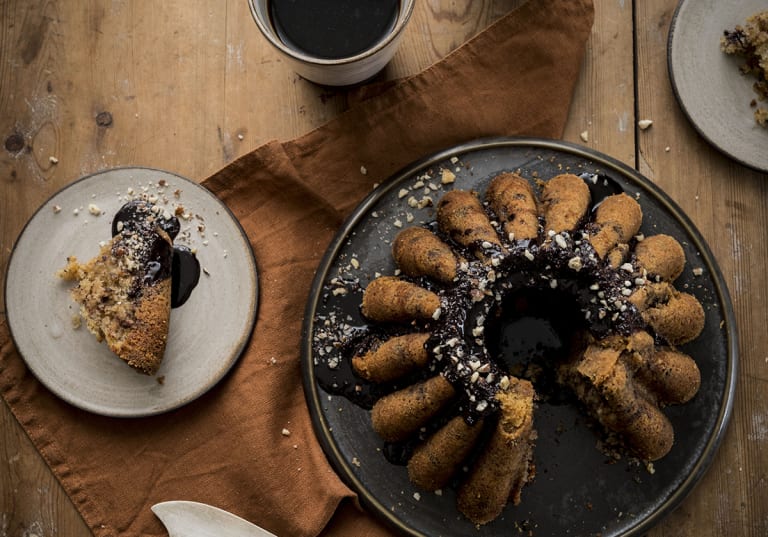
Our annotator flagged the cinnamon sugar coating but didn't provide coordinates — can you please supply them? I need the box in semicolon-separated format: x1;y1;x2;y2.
641;290;705;346
589;193;643;259
635;347;701;405
361;276;440;323
408;415;485;491
457;378;536;525
437;189;504;260
629;282;705;345
540;173;591;233
352;332;431;383
486;172;539;240
392;227;458;284
605;243;630;268
371;375;456;443
634;234;686;281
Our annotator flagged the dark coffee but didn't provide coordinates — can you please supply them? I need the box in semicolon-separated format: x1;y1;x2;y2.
269;0;399;60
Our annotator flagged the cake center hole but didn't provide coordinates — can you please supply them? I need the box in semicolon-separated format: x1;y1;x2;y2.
486;286;585;401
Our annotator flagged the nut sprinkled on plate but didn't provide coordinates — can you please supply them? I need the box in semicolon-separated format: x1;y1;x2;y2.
638;119;653;130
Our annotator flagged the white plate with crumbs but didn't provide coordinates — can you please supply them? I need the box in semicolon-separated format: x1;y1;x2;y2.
668;0;768;172
5;167;258;417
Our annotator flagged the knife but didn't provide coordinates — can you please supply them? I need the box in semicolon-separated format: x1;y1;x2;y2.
152;500;278;537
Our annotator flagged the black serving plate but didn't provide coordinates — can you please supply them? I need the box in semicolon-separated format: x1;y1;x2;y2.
301;138;737;537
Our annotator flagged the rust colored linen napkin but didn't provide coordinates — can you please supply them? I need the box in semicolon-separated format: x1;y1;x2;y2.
0;0;593;535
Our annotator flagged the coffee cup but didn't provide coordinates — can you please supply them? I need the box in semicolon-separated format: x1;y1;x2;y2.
248;0;415;87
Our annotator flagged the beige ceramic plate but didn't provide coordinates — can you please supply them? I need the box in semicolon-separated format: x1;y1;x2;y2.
668;0;768;171
5;168;258;417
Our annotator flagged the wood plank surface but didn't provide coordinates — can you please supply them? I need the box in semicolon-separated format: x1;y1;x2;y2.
1;1;766;536
635;3;768;536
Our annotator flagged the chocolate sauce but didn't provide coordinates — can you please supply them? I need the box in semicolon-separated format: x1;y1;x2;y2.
112;200;199;308
580;172;625;213
113;199;180;240
171;246;200;308
269;0;399;60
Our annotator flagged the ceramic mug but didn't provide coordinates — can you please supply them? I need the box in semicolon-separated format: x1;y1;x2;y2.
248;0;415;86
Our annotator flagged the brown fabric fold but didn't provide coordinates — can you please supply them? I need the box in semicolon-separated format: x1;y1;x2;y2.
0;1;594;536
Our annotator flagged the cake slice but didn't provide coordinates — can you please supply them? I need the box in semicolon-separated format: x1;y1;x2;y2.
457;378;537;525
58;200;178;375
721;10;768;127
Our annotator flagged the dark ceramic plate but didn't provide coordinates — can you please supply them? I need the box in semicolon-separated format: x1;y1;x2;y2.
301;138;737;537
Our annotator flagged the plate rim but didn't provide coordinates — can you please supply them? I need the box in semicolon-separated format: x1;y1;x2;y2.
300;136;738;537
667;0;768;173
4;165;260;417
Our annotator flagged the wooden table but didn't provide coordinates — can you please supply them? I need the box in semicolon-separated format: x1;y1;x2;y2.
1;1;766;535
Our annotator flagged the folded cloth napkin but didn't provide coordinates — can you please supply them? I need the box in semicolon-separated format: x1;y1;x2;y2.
0;0;593;535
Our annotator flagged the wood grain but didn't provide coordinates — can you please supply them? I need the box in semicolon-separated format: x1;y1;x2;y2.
636;2;768;536
1;1;766;536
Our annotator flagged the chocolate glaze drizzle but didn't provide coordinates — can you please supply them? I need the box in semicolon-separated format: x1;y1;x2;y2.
112;199;200;307
313;172;647;432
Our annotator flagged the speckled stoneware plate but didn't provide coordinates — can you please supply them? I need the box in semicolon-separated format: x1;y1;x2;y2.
668;0;768;171
301;138;737;537
5;167;258;417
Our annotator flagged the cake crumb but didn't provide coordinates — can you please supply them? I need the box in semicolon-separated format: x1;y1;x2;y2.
281;428;291;437
638;119;653;130
580;130;589;142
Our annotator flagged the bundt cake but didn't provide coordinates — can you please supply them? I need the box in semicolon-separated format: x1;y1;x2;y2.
58;199;182;375
316;171;704;525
